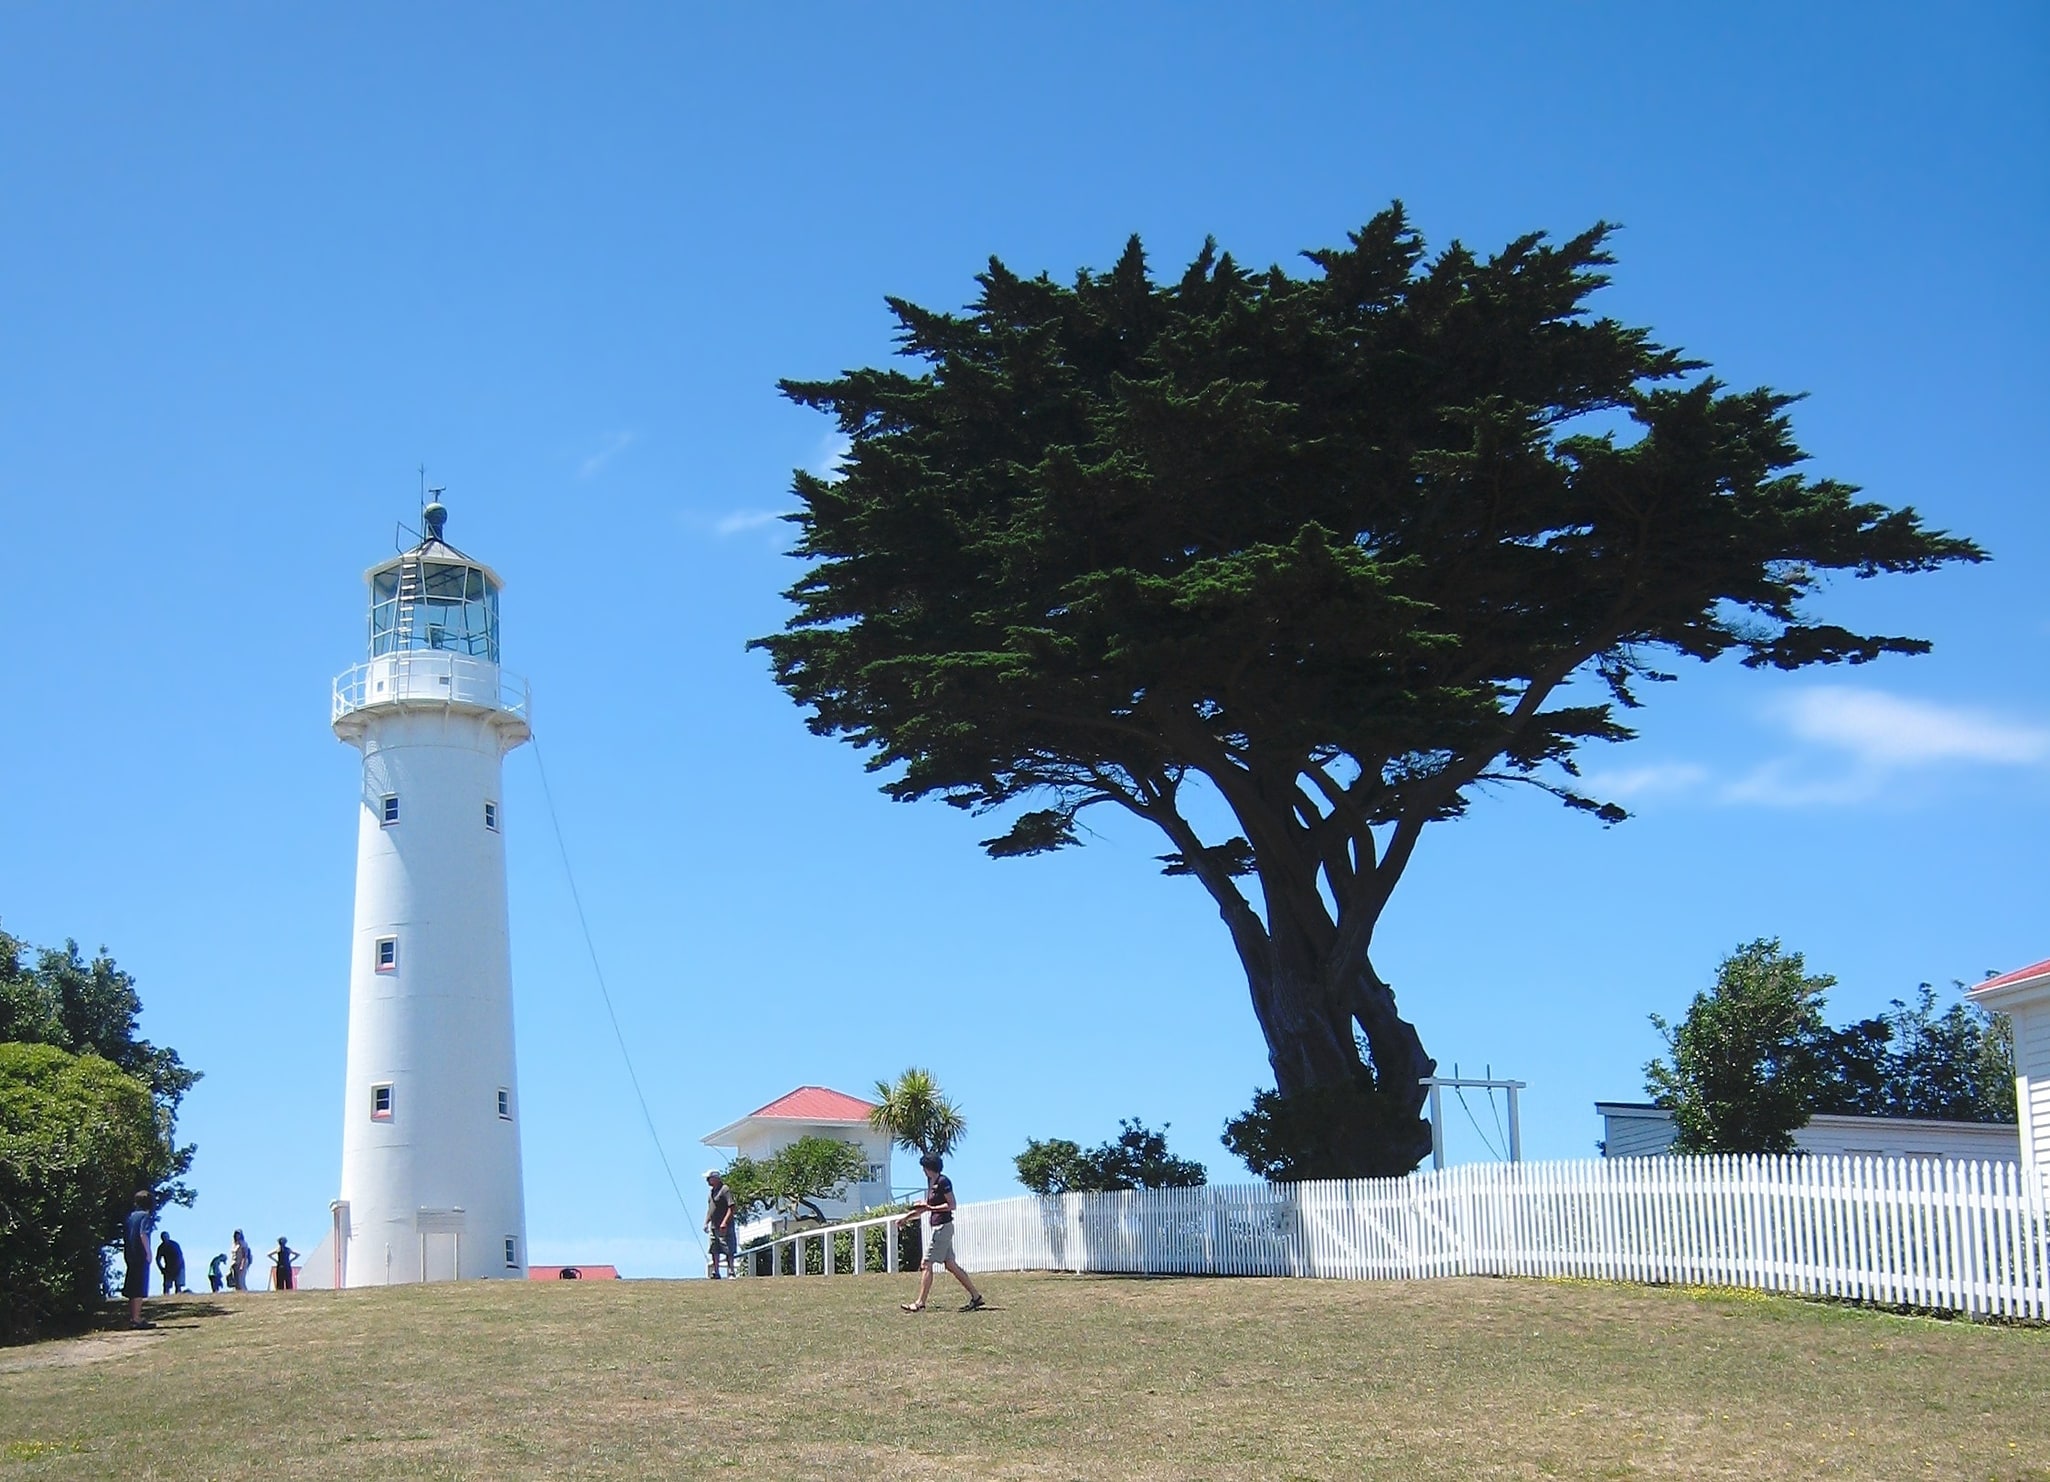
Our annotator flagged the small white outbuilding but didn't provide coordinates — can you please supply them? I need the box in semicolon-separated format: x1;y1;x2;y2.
1968;956;2050;1191
701;1086;896;1229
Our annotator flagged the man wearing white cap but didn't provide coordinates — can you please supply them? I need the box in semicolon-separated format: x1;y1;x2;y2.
704;1169;737;1278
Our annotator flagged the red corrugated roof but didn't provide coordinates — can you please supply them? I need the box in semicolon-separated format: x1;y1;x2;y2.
1978;958;2050;991
747;1085;878;1122
528;1264;620;1281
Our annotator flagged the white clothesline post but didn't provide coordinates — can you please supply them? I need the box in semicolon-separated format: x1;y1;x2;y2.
1419;1075;1527;1170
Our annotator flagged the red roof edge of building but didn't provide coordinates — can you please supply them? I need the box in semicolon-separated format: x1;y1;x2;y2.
528;1264;621;1281
746;1085;879;1122
1976;958;2050;992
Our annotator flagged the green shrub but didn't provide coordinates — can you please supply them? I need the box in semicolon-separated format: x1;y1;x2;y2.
0;1044;170;1338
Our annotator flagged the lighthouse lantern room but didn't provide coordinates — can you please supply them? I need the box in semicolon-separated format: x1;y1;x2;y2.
324;501;530;1286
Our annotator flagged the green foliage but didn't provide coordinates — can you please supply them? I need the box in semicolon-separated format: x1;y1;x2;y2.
722;1135;872;1225
0;926;199;1204
1222;1082;1433;1181
0;1043;171;1337
1812;983;2015;1123
868;1067;966;1158
755;207;1982;1179
1015;1119;1207;1194
1645;940;1834;1155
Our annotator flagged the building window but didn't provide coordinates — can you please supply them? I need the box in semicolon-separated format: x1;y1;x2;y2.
374;937;397;973
504;1236;518;1268
381;794;400;826
371;1083;393;1121
497;1088;512;1120
484;800;499;832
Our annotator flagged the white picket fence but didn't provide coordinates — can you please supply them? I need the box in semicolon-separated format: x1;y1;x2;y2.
761;1156;2050;1320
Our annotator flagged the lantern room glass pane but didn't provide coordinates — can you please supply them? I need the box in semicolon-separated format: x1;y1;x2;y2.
367;559;501;662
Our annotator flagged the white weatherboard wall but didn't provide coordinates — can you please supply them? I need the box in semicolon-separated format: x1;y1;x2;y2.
1971;959;2050;1195
319;515;531;1287
1596;1102;2021;1164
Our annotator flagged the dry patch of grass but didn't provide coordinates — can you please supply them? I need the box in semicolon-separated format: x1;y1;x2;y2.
3;1273;2048;1479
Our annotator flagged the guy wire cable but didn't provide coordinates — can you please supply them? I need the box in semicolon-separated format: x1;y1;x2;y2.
530;736;707;1257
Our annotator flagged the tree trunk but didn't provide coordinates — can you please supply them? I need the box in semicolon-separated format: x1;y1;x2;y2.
1238;942;1435;1180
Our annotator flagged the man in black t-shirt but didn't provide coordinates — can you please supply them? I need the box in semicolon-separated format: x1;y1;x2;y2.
704;1170;737;1278
897;1153;985;1313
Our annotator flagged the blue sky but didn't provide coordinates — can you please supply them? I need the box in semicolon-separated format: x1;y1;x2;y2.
1;4;2044;1278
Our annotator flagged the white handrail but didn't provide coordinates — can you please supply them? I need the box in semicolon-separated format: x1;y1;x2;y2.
741;1211;914;1278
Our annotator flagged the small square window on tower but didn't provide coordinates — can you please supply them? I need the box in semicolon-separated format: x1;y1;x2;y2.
484;800;499;832
381;794;401;826
371;1083;393;1121
504;1236;518;1268
374;937;397;973
497;1088;512;1120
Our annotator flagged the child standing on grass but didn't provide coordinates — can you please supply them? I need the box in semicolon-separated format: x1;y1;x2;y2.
897;1153;985;1313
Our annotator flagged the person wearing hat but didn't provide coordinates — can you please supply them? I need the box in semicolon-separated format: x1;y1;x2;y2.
897;1153;985;1313
704;1169;737;1278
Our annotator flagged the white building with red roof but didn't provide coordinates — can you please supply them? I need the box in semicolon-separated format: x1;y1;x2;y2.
701;1086;895;1226
1969;956;2050;1189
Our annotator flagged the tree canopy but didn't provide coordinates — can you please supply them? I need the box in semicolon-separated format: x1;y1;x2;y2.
758;206;1983;1177
722;1135;872;1225
1;925;198;1204
1645;940;1835;1155
1645;944;2017;1156
1015;1118;1208;1195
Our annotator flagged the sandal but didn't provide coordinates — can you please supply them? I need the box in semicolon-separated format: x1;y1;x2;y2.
960;1294;986;1312
899;1302;925;1312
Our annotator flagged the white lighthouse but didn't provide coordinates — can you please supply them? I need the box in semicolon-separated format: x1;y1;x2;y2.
324;502;530;1286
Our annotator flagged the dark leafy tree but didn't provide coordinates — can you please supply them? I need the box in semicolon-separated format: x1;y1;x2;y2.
757;207;1984;1177
1016;1118;1207;1194
0;1044;172;1337
1815;982;2015;1123
1645;940;1833;1154
0;926;199;1205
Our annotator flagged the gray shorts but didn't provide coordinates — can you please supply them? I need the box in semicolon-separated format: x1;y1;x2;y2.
924;1222;955;1266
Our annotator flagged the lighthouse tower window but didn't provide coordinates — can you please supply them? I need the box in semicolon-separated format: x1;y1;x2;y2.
504;1236;518;1268
381;794;400;826
497;1088;512;1119
374;937;397;973
371;1083;393;1121
484;800;499;832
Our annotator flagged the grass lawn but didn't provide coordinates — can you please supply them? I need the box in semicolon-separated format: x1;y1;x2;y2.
3;1272;2048;1479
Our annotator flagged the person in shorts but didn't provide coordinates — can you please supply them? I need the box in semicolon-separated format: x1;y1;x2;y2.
897;1153;985;1313
122;1190;154;1329
704;1170;737;1278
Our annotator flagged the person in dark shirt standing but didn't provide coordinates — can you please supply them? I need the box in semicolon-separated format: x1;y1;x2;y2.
704;1170;737;1278
272;1237;298;1290
897;1153;985;1313
155;1231;188;1295
122;1190;154;1329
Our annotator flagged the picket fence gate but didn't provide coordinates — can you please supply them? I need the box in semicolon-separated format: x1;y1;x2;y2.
757;1155;2050;1320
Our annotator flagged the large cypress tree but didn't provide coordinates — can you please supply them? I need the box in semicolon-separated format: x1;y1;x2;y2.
755;207;1983;1176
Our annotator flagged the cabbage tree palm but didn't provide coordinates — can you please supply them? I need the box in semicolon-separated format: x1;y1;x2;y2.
869;1068;966;1158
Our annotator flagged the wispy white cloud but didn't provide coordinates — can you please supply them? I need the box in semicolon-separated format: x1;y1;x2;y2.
1769;686;2050;769
578;430;635;480
1719;686;2049;807
712;508;791;537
